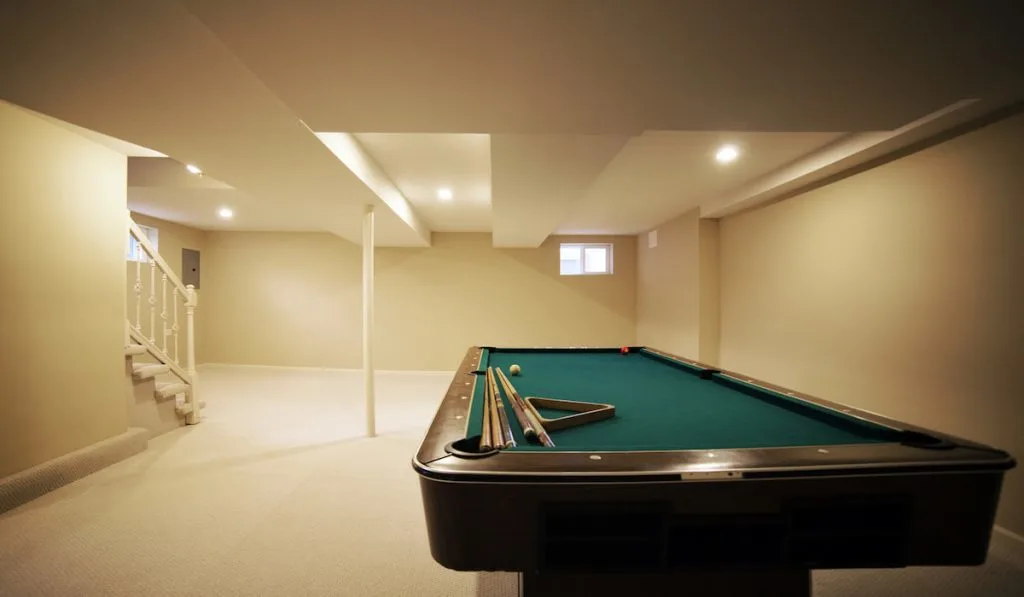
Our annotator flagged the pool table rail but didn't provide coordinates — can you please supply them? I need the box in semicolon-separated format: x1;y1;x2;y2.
642;347;999;454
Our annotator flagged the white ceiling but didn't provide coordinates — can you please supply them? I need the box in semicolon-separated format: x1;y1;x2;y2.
129;187;262;231
354;134;492;232
2;1;1022;247
179;0;1024;133
490;134;630;247
30;109;168;158
557;131;846;234
128;157;233;190
0;1;428;247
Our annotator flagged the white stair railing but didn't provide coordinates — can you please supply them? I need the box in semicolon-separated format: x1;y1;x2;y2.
127;212;201;424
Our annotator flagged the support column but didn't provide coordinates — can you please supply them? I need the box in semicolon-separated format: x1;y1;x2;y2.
362;204;376;437
185;285;200;424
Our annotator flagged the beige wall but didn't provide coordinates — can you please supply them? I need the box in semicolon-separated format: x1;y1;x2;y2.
719;112;1024;534
127;213;208;363
0;101;128;478
636;209;720;364
202;231;363;369
377;233;637;370
637;210;700;357
200;231;636;370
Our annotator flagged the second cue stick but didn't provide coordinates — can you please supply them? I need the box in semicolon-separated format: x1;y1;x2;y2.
480;372;493;450
488;368;516;448
497;367;555;447
489;370;504;448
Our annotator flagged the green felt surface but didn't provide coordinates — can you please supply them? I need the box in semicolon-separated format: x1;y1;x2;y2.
467;348;902;451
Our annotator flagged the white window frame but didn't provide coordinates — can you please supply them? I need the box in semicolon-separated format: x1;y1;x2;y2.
127;224;159;262
559;242;614;276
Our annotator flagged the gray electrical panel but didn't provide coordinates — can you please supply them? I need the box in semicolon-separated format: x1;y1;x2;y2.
182;248;201;289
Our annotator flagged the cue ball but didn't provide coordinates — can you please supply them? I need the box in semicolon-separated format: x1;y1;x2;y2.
510;364;521;375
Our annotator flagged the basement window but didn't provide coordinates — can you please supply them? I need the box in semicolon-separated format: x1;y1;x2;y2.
127;225;159;262
560;243;613;276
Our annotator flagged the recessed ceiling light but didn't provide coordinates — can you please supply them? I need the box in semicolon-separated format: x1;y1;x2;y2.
217;207;233;220
715;144;740;164
437;188;453;201
185;163;203;175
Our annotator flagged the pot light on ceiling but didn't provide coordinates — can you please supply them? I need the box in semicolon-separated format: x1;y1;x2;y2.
715;144;741;164
185;163;203;175
217;207;234;220
437;188;453;202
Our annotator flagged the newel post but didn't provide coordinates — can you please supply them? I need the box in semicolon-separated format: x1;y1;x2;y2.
185;285;200;424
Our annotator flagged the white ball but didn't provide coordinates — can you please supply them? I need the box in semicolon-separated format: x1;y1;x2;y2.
509;364;521;375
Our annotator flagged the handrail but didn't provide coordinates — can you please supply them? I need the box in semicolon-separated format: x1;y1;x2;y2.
128;218;192;303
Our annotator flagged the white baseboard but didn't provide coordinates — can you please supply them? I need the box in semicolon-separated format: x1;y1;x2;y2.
199;362;351;372
375;369;455;376
197;362;453;375
994;525;1024;545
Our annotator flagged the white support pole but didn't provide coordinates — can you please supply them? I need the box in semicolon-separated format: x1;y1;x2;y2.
362;204;376;437
185;285;200;424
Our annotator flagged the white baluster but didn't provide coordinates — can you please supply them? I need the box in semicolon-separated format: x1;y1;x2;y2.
161;273;169;353
149;259;157;343
185;285;200;424
133;252;142;334
172;287;180;365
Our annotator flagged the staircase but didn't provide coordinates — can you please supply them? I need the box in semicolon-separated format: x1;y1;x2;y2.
127;343;190;405
126;213;201;430
124;342;198;434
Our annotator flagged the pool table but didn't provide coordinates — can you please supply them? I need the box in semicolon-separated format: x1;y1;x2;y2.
414;347;1015;596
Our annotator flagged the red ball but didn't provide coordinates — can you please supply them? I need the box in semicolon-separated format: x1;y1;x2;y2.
620;346;630;355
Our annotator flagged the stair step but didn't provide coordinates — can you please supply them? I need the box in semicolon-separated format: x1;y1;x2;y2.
125;344;148;357
133;363;170;380
174;397;207;416
155;381;188;399
132;361;167;374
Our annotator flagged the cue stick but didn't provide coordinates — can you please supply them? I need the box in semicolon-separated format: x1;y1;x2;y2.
490;369;516;448
496;367;555;447
499;368;554;447
492;367;537;441
480;371;493;450
488;370;504;448
487;368;516;448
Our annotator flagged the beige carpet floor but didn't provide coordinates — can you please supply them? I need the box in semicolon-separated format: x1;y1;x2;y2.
1;366;1021;596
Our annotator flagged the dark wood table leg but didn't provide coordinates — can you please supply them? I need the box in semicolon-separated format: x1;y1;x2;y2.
520;569;811;597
